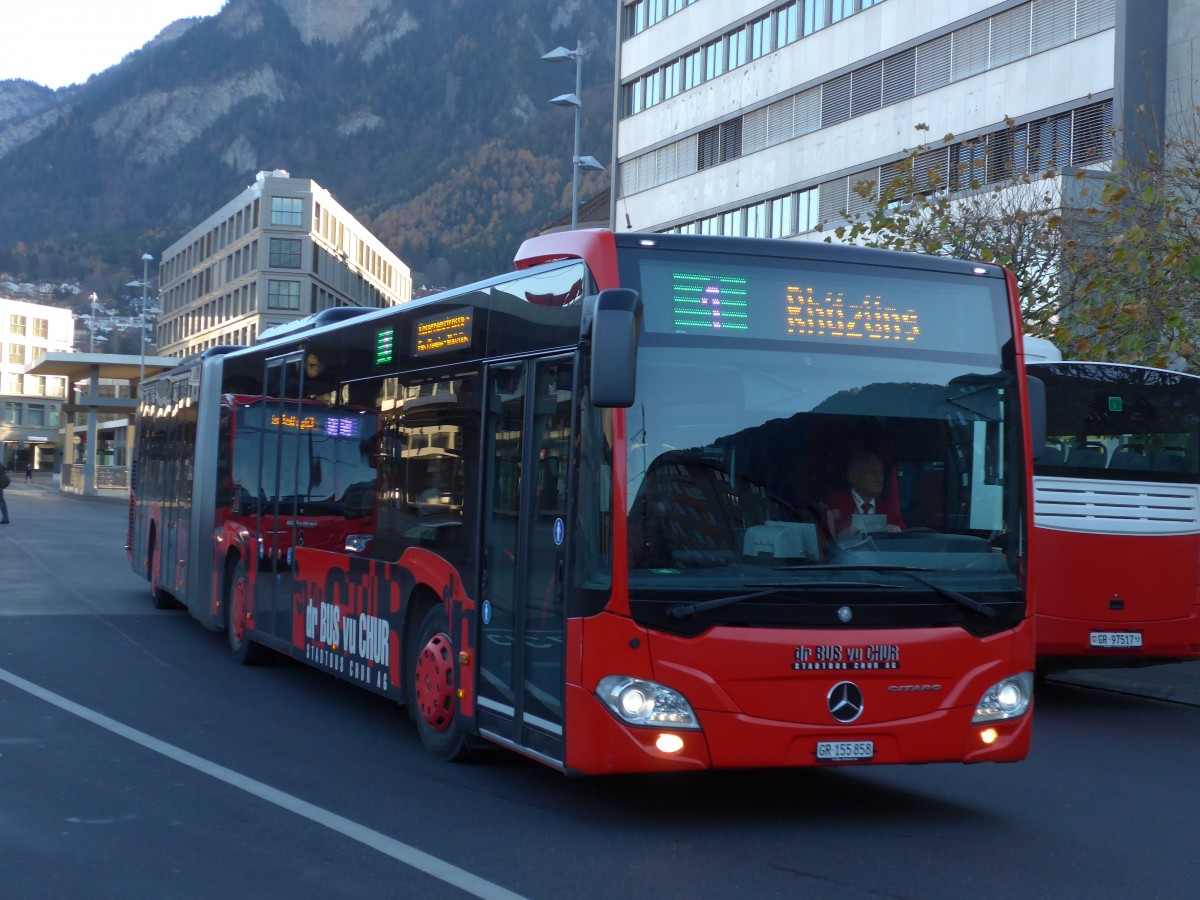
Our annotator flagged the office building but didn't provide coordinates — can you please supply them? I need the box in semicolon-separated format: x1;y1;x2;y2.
158;170;412;358
613;1;1190;238
1;298;73;471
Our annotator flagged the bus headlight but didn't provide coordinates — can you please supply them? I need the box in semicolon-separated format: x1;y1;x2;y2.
596;676;701;730
972;672;1033;723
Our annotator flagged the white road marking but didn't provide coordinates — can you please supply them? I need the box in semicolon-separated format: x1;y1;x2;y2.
0;665;526;900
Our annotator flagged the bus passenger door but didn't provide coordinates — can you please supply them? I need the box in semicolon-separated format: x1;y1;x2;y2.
477;357;574;764
255;352;305;648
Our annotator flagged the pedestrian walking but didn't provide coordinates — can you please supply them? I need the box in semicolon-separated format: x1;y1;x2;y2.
0;464;10;524
25;462;33;482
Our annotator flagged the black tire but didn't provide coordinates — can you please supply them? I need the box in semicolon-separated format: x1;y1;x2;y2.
409;604;472;761
148;531;177;610
227;559;268;665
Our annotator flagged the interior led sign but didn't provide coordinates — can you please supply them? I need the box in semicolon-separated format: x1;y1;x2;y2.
413;308;473;356
269;413;361;439
375;328;395;366
671;272;749;331
786;286;919;343
634;257;979;351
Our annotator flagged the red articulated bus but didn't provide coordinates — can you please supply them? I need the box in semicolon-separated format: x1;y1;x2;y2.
129;231;1038;774
1028;351;1200;669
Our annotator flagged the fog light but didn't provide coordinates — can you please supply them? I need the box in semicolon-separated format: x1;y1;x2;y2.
656;733;685;753
980;727;998;745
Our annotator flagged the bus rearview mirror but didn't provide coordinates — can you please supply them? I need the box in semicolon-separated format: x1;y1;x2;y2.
590;288;643;408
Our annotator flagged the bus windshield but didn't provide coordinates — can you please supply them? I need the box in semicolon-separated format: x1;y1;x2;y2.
619;248;1022;631
1032;362;1200;480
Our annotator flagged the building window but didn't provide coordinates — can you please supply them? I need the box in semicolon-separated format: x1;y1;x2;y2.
8;342;25;365
270;238;303;268
803;0;827;35
776;2;799;48
26;375;44;396
33;319;48;338
267;280;301;310
26;404;45;427
3;402;20;425
9;315;26;335
270;197;303;226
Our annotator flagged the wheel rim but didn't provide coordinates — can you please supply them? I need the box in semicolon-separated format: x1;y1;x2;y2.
415;632;455;732
231;575;247;645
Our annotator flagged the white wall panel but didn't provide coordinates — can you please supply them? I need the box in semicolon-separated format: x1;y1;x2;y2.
618;36;1115;231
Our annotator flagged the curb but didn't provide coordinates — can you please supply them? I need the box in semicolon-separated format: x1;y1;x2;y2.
1047;666;1200;708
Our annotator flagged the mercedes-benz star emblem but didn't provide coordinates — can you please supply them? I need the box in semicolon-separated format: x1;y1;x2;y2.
827;681;865;723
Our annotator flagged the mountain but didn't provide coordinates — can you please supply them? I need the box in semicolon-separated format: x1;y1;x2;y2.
0;0;615;291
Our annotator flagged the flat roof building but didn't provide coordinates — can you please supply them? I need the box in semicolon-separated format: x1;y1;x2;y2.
1;297;73;471
611;0;1188;238
158;170;412;358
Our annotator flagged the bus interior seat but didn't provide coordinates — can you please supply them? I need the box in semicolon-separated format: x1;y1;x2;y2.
1108;444;1149;470
1152;447;1189;472
1041;440;1067;465
1067;442;1108;468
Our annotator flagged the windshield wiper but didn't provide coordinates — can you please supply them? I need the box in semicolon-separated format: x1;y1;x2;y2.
772;564;997;618
667;587;828;619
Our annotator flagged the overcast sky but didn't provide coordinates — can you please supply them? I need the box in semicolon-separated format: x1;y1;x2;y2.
0;0;228;89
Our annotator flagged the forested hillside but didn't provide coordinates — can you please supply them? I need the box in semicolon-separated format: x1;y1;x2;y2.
0;0;614;290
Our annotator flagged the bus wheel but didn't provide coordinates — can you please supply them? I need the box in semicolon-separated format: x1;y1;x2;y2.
227;560;266;665
148;535;176;610
411;605;471;762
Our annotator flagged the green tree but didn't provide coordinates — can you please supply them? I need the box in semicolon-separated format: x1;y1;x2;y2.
1056;116;1200;370
827;124;1069;339
828;118;1200;373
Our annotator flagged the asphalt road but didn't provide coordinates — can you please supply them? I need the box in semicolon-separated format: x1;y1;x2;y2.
2;481;1198;899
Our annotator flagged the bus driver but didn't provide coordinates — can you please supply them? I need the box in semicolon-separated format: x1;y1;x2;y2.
824;449;905;535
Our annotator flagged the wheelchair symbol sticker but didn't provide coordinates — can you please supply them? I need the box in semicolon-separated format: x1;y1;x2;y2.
482;599;492;625
553;517;564;546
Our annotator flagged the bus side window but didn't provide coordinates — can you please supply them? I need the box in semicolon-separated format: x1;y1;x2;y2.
1042;439;1067;466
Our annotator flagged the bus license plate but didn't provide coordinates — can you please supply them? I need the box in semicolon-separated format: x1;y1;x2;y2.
1089;631;1143;648
816;741;874;761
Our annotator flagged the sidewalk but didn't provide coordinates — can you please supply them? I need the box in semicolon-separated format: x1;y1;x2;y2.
1049;661;1200;707
10;476;129;503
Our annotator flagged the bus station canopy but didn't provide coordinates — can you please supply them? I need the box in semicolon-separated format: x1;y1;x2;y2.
25;351;179;383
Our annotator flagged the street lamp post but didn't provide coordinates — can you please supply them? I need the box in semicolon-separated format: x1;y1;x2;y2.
88;293;98;352
543;41;605;230
127;253;155;396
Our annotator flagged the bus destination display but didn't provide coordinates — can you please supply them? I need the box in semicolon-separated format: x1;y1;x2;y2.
269;412;361;439
669;268;919;343
413;308;473;357
786;285;919;343
375;328;395;366
671;272;749;331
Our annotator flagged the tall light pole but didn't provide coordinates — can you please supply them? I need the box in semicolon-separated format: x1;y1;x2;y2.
88;292;98;353
126;252;155;396
543;41;605;230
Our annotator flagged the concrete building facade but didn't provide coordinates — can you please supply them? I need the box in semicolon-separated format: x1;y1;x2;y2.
611;0;1186;238
0;298;73;471
158;170;412;358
